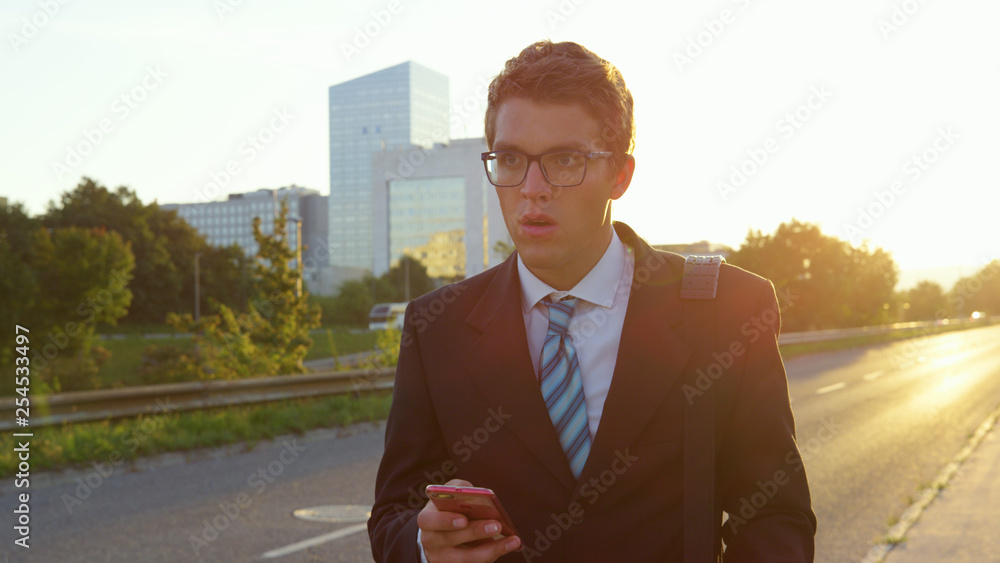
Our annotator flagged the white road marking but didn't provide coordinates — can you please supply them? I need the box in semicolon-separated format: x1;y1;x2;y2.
863;370;885;381
816;382;847;395
260;523;368;559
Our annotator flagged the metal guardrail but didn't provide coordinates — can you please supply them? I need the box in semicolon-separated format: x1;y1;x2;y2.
3;318;987;431
777;318;979;345
0;367;395;431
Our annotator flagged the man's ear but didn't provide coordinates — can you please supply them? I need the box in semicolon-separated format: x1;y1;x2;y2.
610;154;635;200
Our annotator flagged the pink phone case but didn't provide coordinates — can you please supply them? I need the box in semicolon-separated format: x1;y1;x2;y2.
425;485;519;537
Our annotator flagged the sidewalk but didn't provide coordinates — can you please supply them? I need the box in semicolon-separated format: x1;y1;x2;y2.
882;418;1000;562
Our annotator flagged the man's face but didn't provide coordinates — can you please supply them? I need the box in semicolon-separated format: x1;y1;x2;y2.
492;97;634;290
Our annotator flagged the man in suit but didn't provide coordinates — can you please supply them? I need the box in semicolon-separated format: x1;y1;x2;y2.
368;40;816;562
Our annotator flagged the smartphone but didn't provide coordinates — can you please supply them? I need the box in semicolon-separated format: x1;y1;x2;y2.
425;485;519;538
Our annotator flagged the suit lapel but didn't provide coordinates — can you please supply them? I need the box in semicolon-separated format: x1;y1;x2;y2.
462;255;580;490
460;226;693;494
578;225;691;489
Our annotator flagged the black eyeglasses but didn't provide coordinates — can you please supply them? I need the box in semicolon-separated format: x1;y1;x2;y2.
481;150;613;187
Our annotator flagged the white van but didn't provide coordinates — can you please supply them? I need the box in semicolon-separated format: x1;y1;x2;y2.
368;302;408;331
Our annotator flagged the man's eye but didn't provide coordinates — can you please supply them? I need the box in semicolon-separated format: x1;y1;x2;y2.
500;153;521;166
554;153;582;167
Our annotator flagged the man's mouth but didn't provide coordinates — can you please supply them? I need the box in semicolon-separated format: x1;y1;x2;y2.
520;213;556;227
519;215;557;237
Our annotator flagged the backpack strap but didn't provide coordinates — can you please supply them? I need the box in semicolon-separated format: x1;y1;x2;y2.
682;256;723;561
680;255;725;300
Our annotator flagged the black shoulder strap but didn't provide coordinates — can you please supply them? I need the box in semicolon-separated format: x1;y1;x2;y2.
682;258;722;562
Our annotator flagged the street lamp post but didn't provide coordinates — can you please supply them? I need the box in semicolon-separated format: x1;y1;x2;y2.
194;251;202;321
289;216;303;298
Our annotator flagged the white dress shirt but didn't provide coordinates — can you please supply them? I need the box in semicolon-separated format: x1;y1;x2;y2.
417;229;634;560
517;227;635;438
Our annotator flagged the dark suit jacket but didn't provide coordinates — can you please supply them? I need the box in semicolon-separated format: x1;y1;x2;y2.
369;223;816;562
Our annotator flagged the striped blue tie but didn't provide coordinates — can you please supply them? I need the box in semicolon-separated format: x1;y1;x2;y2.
540;296;591;479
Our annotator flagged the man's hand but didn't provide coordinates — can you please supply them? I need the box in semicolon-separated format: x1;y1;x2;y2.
418;479;522;562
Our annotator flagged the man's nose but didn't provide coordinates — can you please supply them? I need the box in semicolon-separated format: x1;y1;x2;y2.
520;160;552;199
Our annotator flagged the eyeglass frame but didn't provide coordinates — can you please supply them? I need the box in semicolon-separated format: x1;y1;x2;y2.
480;150;614;187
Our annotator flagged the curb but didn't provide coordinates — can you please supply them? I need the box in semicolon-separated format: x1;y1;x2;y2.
860;403;1000;563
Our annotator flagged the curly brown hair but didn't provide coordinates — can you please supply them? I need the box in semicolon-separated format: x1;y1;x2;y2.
484;40;635;170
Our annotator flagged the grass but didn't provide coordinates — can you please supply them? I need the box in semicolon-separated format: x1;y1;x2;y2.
0;391;392;478
97;335;196;388
88;328;377;390
883;534;907;546
95;323;177;335
303;328;377;362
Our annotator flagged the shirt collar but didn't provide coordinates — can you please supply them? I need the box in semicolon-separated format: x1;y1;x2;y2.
517;227;627;313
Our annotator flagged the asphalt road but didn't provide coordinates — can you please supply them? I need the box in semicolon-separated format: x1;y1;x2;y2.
787;323;1000;561
3;323;999;562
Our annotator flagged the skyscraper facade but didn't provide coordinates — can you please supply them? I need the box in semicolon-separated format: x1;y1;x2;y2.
371;138;509;279
328;61;449;270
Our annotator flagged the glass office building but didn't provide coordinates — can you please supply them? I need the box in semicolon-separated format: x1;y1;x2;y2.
162;186;328;287
328;61;449;270
371;138;510;280
388;176;466;278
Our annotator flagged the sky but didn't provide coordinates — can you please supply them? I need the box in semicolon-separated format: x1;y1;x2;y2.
2;0;998;290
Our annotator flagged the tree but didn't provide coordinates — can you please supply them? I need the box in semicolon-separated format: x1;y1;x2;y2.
244;203;321;372
143;201;320;381
27;226;135;391
727;220;898;331
901;281;949;321
949;260;1000;316
44;178;177;324
147;203;250;317
382;255;435;302
328;279;375;327
196;243;252;315
324;255;439;328
0;203;42;335
43;178;247;324
842;244;898;327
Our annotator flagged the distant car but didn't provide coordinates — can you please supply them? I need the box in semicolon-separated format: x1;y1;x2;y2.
368;302;408;331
